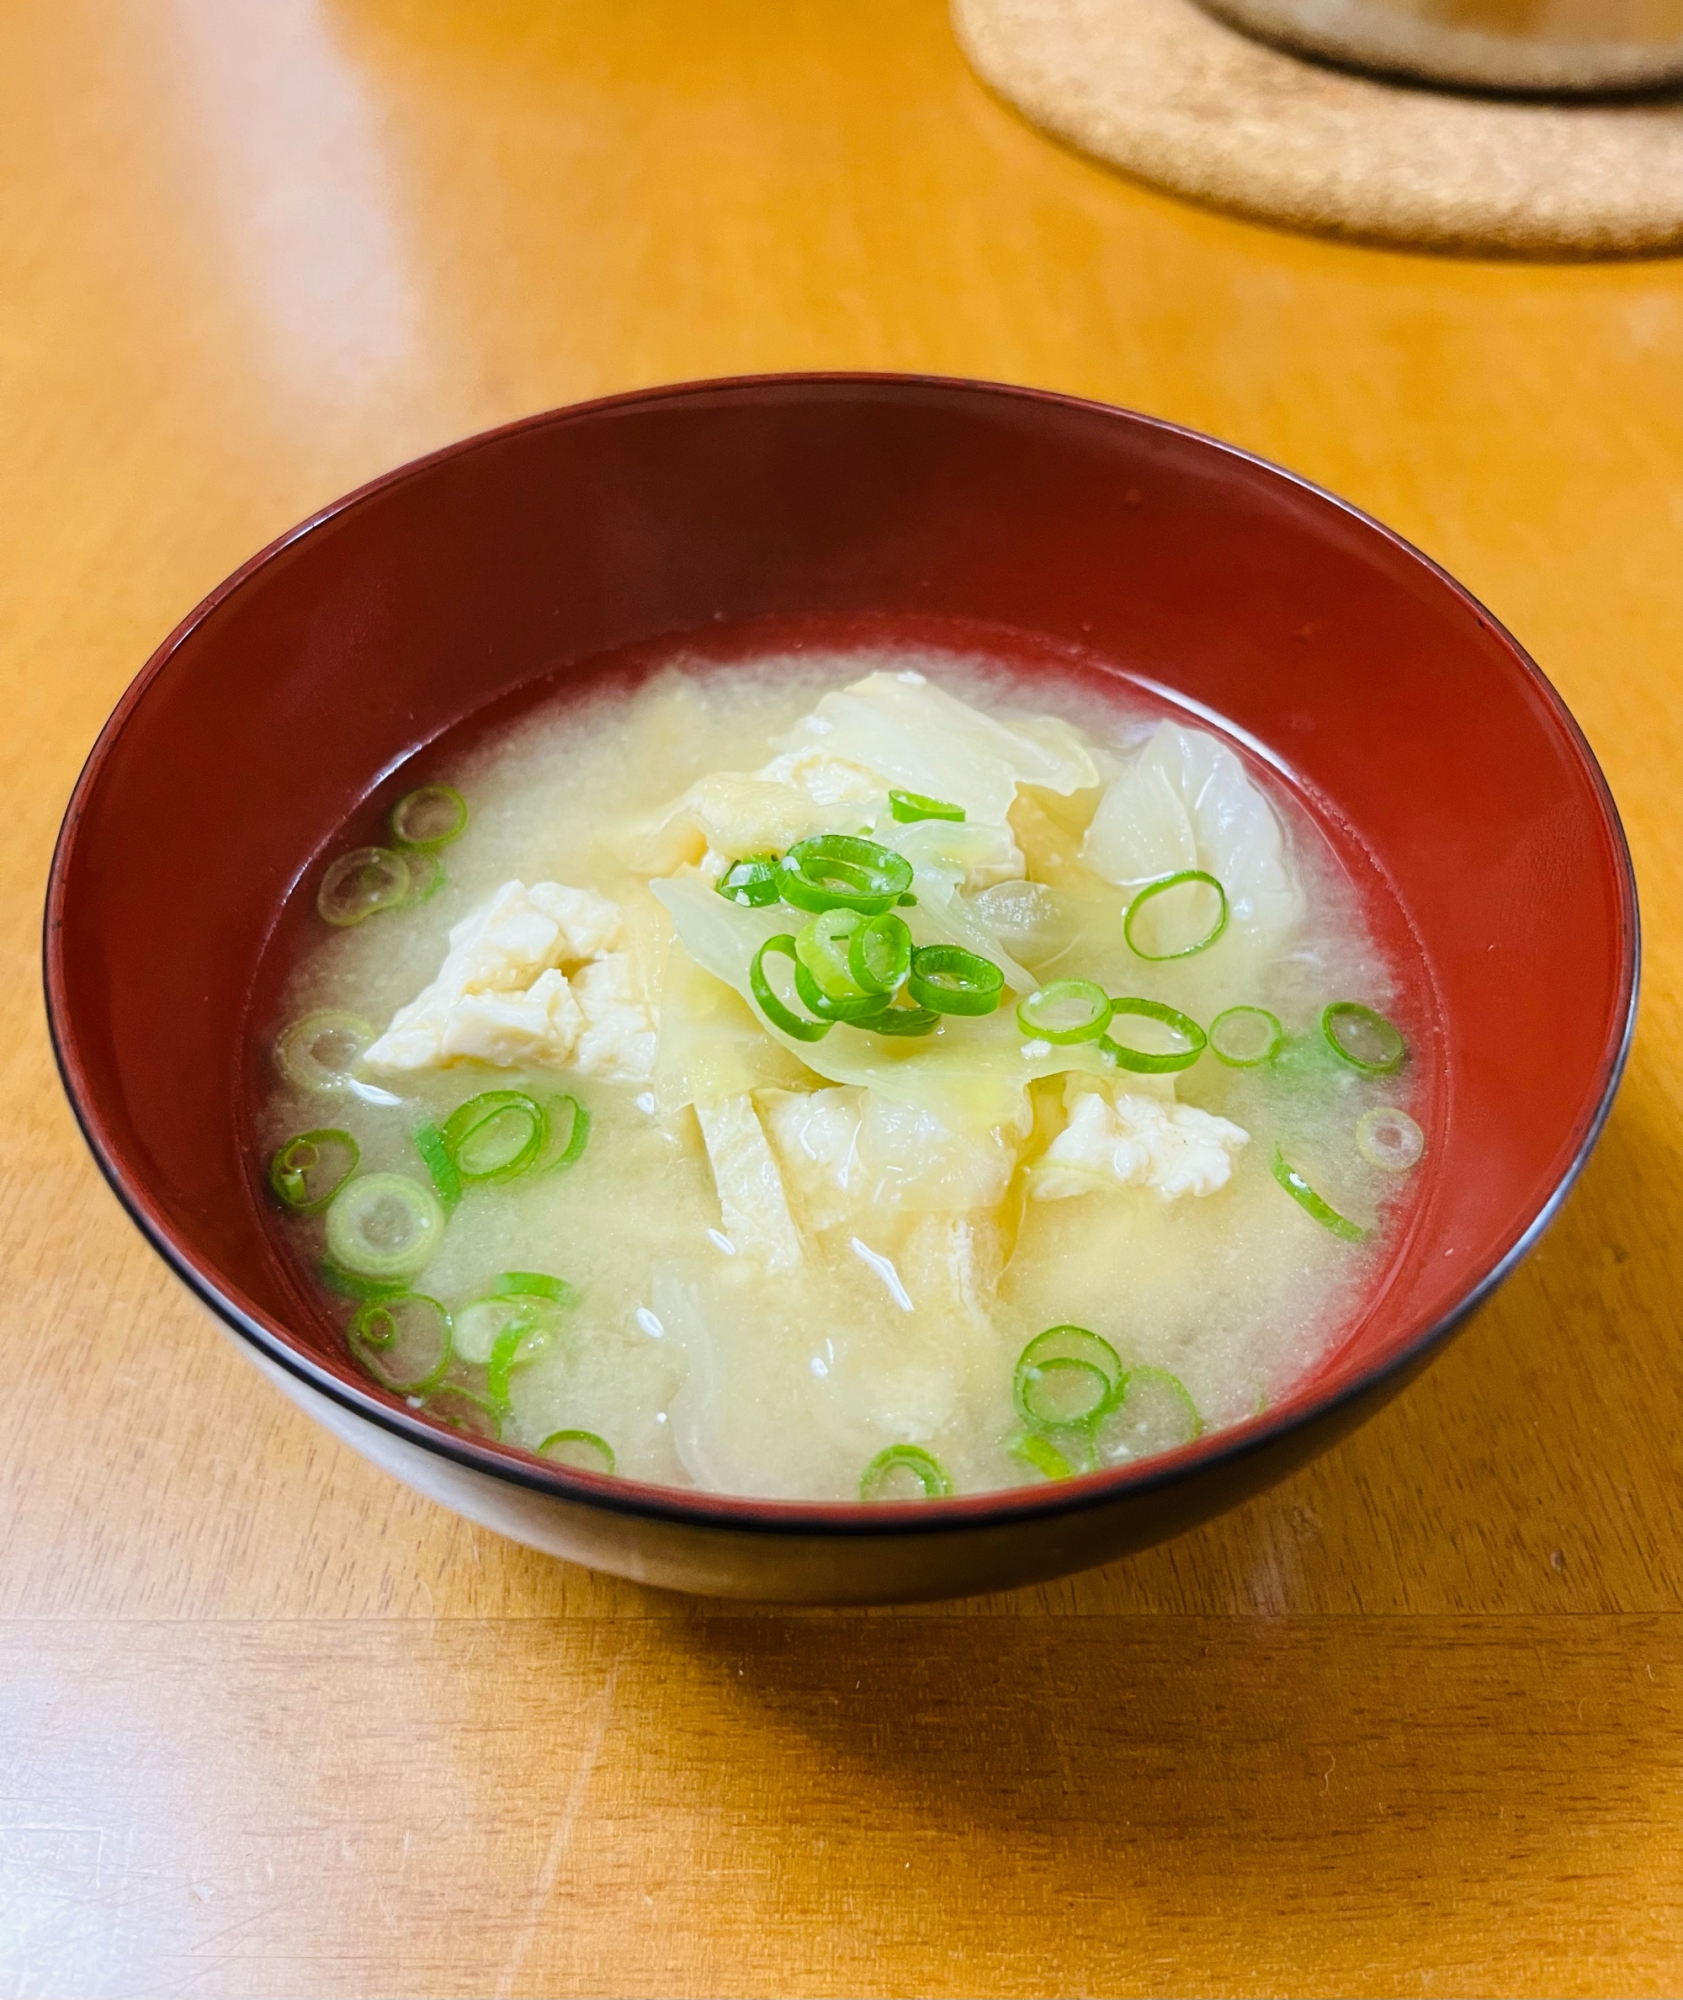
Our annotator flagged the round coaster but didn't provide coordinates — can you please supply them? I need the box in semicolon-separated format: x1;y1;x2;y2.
952;0;1683;256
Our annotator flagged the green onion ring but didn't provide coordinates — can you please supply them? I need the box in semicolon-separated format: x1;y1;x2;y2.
492;1270;577;1306
1123;869;1229;960
398;848;445;906
349;1292;452;1393
317;846;412;928
889;789;965;824
848;910;913;996
1101;997;1208;1073
423;1385;502;1441
907;944;1005;1017
1209;1005;1286;1068
274;1011;376;1093
1322;1001;1407;1075
793;958;892;1023
487;1316;550;1414
440;1091;546;1183
319;1261;407;1304
749;935;834;1042
853;1000;942;1037
412;1121;462;1209
324;1173;445;1280
716;853;783;908
778;835;914;917
1008;1433;1075;1481
1356;1105;1425;1172
268;1128;359;1214
1016;979;1112;1046
538;1429;616;1475
859;1444;952;1501
1017;1324;1125;1404
794;908;868;1001
1272;1146;1369;1242
544;1095;591;1170
1016;1356;1111;1429
1094;1367;1204;1461
390;782;467;851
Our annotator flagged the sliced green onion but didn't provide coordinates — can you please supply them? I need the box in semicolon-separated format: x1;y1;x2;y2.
793;958;891;1023
440;1090;546;1183
535;1093;591;1172
274;1011;376;1093
898;892;918;907
324;1173;445;1280
317;846;412;927
422;1385;502;1441
1123;869;1229;960
1209;1005;1285;1068
1016;1355;1110;1428
794;908;869;1001
778;835;913;917
1016;979;1111;1046
538;1429;615;1475
1017;1324;1126;1402
908;944;1004;1017
848;910;913;996
398;848;445;906
889;789;965;824
1101;997;1207;1073
268;1128;359;1213
1322;1001;1407;1076
412;1121;462;1209
319;1260;407;1304
349;1293;452;1393
487;1317;550;1414
1356;1105;1425;1172
859;1444;952;1501
390;782;467;851
492;1270;577;1305
854;1000;942;1037
1094;1366;1203;1462
1272;1146;1369;1242
749;935;833;1042
716;853;782;908
1008;1433;1075;1481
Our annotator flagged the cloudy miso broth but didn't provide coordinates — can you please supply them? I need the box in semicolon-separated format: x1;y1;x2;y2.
255;646;1428;1502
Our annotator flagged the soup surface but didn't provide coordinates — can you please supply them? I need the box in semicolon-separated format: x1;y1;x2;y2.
256;645;1428;1501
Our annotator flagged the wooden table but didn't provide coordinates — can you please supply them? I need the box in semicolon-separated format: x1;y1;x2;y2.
4;3;1679;1993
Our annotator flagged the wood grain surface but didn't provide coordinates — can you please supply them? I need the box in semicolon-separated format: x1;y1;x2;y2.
2;2;1680;1994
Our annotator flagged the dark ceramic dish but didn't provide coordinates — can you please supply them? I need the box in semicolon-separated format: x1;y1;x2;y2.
44;375;1637;1603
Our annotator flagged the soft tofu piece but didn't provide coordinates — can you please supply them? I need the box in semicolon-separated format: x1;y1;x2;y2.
1032;1088;1249;1201
694;1095;804;1271
363;879;657;1081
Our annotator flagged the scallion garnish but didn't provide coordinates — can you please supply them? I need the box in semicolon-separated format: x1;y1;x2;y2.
538;1429;616;1475
487;1315;550;1415
888;789;965;824
423;1385;502;1441
848;910;913;996
317;846;413;928
1322;1001;1407;1075
440;1090;546;1183
794;909;872;1001
349;1292;452;1393
1007;1433;1075;1481
716;853;782;908
793;957;893;1023
1209;1005;1285;1067
1093;1366;1203;1461
1272;1146;1368;1242
412;1120;462;1209
324;1173;445;1280
777;834;914;917
1123;869;1229;960
398;848;445;906
1101;997;1207;1073
859;1444;952;1501
390;782;467;851
274;1011;376;1094
538;1094;591;1171
907;944;1004;1017
1013;1325;1125;1436
854;999;942;1037
1016;979;1111;1045
268;1128;359;1213
319;1261;408;1304
749;935;833;1042
1356;1105;1424;1172
492;1270;577;1305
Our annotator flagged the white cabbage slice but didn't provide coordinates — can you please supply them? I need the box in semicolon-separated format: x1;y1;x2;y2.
1081;722;1304;937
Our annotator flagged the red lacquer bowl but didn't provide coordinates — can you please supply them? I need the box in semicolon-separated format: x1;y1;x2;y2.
44;376;1637;1603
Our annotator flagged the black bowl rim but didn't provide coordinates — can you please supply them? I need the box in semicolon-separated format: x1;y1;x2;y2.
42;370;1641;1541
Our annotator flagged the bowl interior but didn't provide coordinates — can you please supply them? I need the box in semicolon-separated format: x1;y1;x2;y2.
47;376;1634;1508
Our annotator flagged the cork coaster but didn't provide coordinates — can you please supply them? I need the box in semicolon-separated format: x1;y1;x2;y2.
952;0;1683;256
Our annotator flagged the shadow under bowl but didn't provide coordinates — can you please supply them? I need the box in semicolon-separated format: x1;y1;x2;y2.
44;374;1637;1602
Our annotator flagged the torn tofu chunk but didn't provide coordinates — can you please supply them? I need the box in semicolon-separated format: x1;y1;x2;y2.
1032;1089;1249;1201
362;880;656;1081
